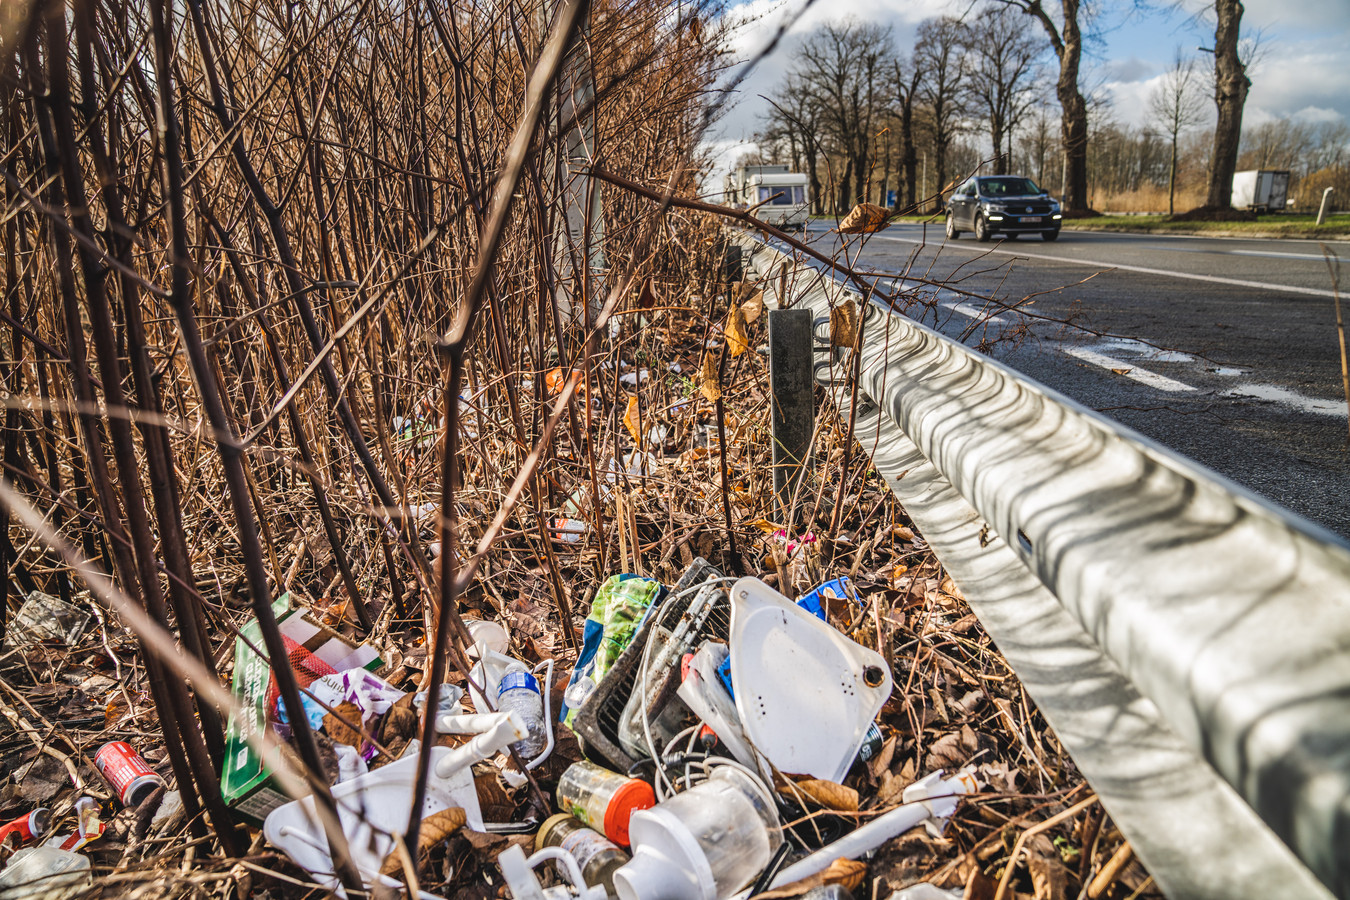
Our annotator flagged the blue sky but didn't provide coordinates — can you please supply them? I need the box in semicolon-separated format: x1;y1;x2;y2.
706;0;1350;181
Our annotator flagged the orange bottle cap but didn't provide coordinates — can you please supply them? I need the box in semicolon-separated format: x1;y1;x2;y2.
602;778;655;846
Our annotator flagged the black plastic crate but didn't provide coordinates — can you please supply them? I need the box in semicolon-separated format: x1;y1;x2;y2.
570;558;729;773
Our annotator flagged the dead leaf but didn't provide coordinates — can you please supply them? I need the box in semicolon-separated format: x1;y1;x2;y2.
624;396;642;446
830;302;858;349
1027;834;1066;900
925;731;968;772
379;807;466;876
636;277;659;309
14;754;68;803
838;202;891;234
964;864;1000;900
378;700;418;747
739;286;765;324
699;352;722;402
105;695;129;728
782;778;859;812
1110;367;1132;376
868;734;897;780
323;701;366;753
751;857;866;898
726;302;751;357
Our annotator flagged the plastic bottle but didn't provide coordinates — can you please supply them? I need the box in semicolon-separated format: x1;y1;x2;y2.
613;765;782;900
556;760;656;846
0;847;91;899
536;813;630;894
497;663;548;759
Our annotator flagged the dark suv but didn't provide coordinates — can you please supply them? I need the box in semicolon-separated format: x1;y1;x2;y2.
945;176;1062;241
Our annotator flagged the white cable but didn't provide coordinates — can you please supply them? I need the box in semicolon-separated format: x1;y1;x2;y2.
525;658;555;770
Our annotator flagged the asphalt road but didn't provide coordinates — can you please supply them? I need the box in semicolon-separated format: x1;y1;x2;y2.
793;222;1350;539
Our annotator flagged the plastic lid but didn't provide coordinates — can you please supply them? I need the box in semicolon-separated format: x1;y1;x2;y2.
498;671;539;695
602;777;656;846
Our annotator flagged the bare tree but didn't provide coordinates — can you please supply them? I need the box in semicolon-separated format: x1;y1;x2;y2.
997;0;1091;213
961;7;1043;176
763;73;825;213
916;16;967;212
1149;50;1206;214
1205;0;1250;209
891;54;925;211
794;20;893;212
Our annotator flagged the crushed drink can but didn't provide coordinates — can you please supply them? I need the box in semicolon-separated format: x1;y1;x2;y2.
95;742;165;807
0;808;51;844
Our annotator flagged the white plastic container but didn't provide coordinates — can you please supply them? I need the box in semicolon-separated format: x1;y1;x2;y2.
612;766;781;900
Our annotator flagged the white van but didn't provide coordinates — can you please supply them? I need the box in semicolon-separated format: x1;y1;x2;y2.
725;164;810;231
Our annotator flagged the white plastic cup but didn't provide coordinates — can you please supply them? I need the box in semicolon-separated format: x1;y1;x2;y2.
464;618;509;660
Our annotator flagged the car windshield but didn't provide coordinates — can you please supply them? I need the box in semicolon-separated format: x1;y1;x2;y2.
979;178;1041;197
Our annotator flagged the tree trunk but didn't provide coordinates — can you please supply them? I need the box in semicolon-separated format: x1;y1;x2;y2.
991;115;1007;175
1206;0;1249;209
1057;0;1089;212
934;141;948;214
901;104;917;210
1168;136;1178;215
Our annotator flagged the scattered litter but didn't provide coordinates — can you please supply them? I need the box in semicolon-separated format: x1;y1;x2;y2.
616;763;780;900
6;591;91;647
729;577;893;782
0;847;91;900
556;760;655;846
0;809;51;846
95;742;165;808
537;812;630;895
221;595;383;824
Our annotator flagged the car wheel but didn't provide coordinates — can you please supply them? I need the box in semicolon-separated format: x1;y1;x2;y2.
945;213;961;240
974;214;992;242
1041;229;1060;242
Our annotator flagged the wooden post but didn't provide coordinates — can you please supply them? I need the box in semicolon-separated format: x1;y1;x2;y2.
769;308;814;524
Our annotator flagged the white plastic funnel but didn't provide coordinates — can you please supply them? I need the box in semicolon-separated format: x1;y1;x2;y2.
264;711;524;893
728;577;893;782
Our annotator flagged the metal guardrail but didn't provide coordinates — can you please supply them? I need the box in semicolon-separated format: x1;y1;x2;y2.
732;231;1350;900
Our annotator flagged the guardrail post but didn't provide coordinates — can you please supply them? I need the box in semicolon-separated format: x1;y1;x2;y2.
768;308;814;524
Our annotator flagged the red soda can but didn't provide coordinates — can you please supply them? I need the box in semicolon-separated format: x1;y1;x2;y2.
95;741;165;807
0;808;51;844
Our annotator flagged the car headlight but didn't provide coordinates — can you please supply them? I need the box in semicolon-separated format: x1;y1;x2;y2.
984;202;1006;212
1048;199;1061;212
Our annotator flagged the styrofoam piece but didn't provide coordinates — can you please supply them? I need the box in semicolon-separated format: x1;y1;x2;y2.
264;712;524;893
728;577;893;782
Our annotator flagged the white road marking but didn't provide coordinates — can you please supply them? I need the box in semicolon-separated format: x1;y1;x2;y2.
892;257;1344;415
938;299;1010;325
1224;384;1347;418
1145;246;1334;262
1062;347;1197;392
1091;337;1195;363
866;233;1339;298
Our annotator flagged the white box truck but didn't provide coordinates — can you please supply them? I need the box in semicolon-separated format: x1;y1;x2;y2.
725;164;810;230
1231;169;1290;211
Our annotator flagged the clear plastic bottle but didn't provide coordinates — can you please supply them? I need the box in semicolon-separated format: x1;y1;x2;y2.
536;813;630;894
556;760;656;846
497;663;547;759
